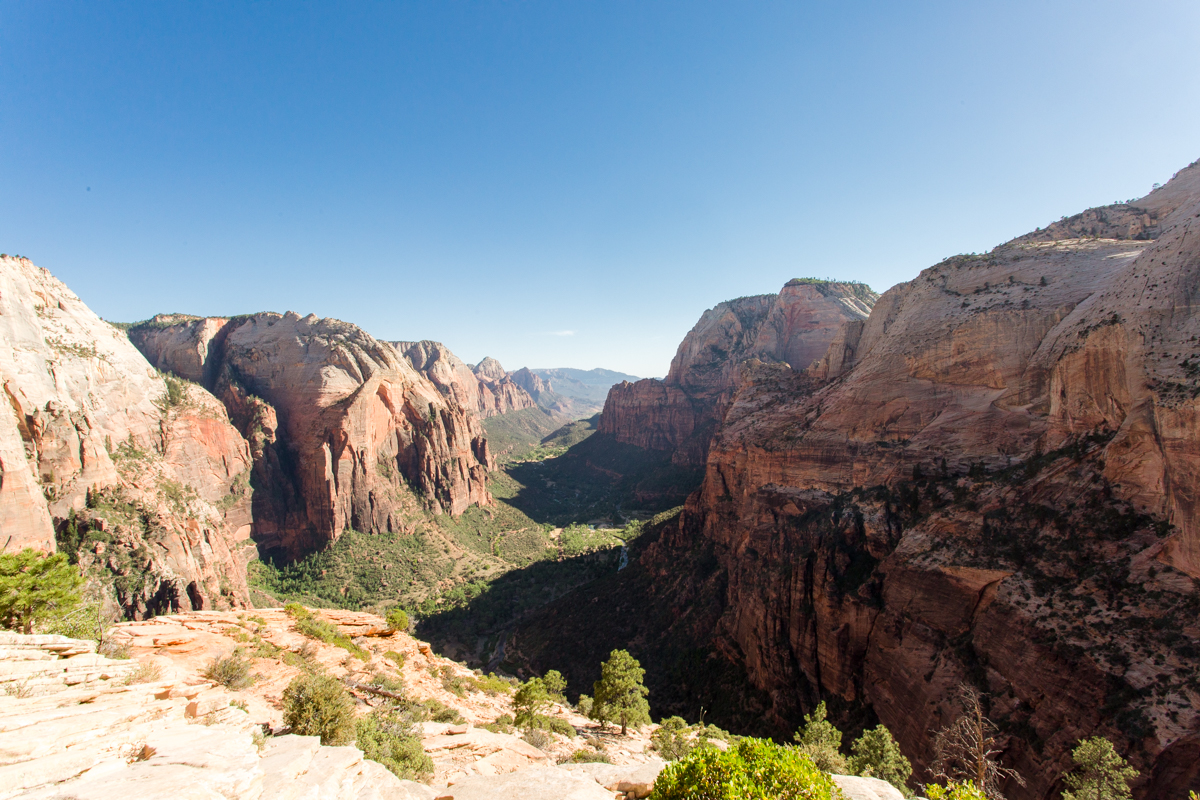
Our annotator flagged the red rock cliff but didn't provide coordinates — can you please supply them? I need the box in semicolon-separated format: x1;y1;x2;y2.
395;341;536;419
599;280;878;465
0;257;254;615
131;314;492;560
679;160;1200;798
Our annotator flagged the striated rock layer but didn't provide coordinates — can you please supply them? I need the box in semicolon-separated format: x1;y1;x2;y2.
688;162;1200;797
0;257;254;615
130;314;492;560
599;280;878;465
515;161;1200;799
395;341;537;419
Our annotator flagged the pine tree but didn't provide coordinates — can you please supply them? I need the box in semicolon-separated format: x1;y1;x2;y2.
1061;737;1138;800
513;675;552;730
793;701;847;773
590;649;650;736
0;549;84;634
849;724;912;794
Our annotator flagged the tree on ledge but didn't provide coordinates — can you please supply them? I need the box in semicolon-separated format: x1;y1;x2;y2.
590;648;650;736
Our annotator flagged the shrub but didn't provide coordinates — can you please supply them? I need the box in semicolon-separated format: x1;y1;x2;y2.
545;716;577;738
0;549;84;634
576;694;593;717
123;661;163;685
523;728;551;750
568;748;611;763
355;702;434;781
385;608;409;632
203;650;255;690
473;672;514;696
652;716;694;761
282;673;356;745
285;603;369;660
384;650;406;668
483;713;515;734
649;737;842;800
422;698;465;724
926;783;988;800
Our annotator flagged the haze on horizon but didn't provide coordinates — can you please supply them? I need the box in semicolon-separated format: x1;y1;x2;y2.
1;1;1197;378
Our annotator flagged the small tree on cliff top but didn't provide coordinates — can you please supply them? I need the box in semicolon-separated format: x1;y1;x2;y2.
591;649;650;736
0;549;84;634
850;723;912;794
931;684;1024;799
793;701;848;773
1061;736;1137;800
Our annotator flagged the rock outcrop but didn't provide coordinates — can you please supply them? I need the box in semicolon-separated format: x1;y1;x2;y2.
130;315;492;560
395;342;536;420
599;280;878;465
514;161;1200;799
0;257;254;615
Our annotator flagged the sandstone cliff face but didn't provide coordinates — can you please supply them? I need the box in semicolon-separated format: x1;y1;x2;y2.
0;257;254;616
130;314;492;561
396;342;537;420
681;162;1200;798
511;162;1200;799
599;280;878;465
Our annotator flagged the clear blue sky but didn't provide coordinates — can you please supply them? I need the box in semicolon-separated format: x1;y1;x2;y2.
2;2;1197;378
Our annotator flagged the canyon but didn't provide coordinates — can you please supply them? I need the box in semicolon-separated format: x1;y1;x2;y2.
506;161;1200;799
4;157;1200;799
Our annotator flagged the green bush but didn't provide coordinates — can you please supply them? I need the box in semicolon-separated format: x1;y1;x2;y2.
282;673;356;745
793;701;847;773
383;650;406;668
386;608;409;632
652;716;694;761
0;549;84;634
649;738;842;800
483;713;515;734
925;783;988;800
568;748;612;763
355;702;434;781
203;650;255;690
422;698;465;724
285;603;370;660
849;724;911;794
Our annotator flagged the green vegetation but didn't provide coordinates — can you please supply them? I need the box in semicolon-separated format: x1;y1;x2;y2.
792;701;847;773
1061;737;1137;800
386;608;409;632
282;673;356;745
651;716;694;761
481;407;565;463
202;650;255;691
355;702;434;781
649;738;841;800
0;549;84;634
591;649;650;736
284;603;370;660
513;669;567;730
849;725;912;795
926;784;988;800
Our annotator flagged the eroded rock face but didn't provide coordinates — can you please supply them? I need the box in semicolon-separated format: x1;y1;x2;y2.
0;257;254;615
681;162;1200;797
396;342;536;419
599;281;878;465
130;314;491;560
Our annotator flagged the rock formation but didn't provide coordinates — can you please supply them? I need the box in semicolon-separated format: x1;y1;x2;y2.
0;257;254;615
513;161;1200;799
599;280;878;465
130;315;492;561
395;342;536;420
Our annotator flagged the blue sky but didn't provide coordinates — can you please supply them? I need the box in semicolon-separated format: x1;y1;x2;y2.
2;2;1198;378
